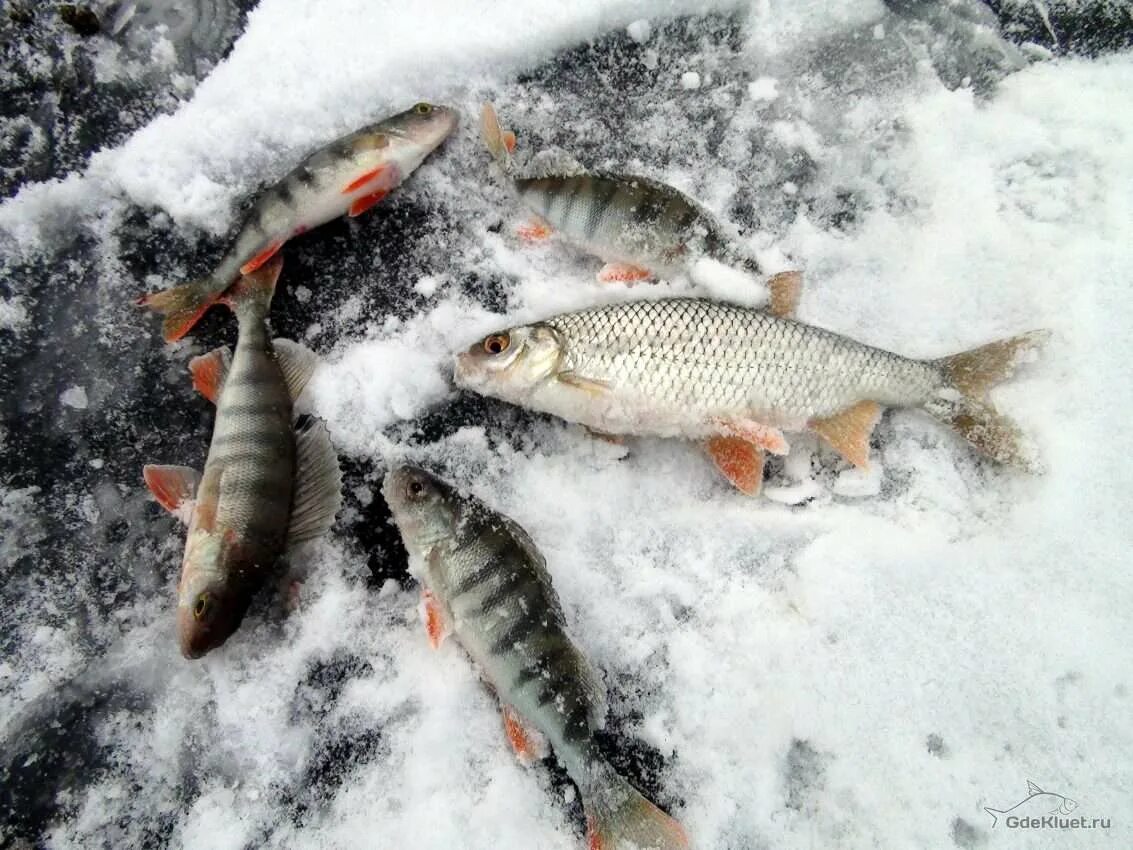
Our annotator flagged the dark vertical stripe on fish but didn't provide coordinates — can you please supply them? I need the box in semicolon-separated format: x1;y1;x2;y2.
587;179;620;240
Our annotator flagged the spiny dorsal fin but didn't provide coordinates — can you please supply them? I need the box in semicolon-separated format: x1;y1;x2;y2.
809;400;882;469
189;346;232;404
272;338;319;402
767;270;803;318
1027;780;1044;796
143;464;200;521
286;416;342;547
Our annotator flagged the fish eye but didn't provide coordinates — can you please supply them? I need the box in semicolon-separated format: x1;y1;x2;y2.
414;102;433;115
193;593;210;620
482;333;510;356
405;479;427;501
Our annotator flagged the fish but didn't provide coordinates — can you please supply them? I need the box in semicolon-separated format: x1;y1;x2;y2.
453;298;1048;496
142;257;342;657
984;780;1079;826
382;465;690;850
481;103;801;316
138;102;459;341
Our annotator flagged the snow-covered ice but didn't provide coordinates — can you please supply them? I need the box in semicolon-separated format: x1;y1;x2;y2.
1;1;1132;848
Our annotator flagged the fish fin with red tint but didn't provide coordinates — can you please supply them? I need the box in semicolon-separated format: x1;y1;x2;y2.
809;400;882;469
143;465;201;519
706;436;765;496
597;262;652;283
188;346;232;404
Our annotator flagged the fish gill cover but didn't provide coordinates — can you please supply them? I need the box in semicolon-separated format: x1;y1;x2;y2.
1;0;1131;847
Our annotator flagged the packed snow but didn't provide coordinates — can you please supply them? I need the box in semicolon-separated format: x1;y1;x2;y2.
2;1;1132;848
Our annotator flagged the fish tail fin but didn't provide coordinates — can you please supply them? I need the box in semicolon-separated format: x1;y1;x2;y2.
925;330;1050;469
480;102;515;173
584;766;689;850
135;278;223;342
218;255;283;318
984;807;1005;827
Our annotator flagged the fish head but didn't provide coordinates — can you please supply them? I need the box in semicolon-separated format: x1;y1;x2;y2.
381;464;465;559
453;324;564;403
383;102;459;156
176;529;251;659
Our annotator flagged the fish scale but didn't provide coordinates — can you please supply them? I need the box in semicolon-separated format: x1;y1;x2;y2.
543;298;940;426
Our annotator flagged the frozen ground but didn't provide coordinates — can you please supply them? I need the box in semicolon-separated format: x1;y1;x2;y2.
2;1;1132;848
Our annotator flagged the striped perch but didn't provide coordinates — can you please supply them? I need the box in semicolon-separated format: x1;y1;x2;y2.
481;102;800;317
382;465;690;850
143;257;342;658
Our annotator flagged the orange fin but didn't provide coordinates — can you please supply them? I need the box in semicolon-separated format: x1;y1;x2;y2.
188;347;231;404
516;218;552;242
239;240;283;275
809;400;882;469
713;418;789;455
502;130;517;153
706;436;765;496
421;589;450;649
597;262;652;283
348;188;390;217
586;788;689;850
501;705;547;765
135;281;219;342
767;270;803;318
342;163;398;195
142;464;200;518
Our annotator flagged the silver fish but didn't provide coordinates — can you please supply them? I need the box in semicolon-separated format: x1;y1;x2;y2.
482;102;801;314
454;298;1047;495
139;102;458;341
143;257;342;657
382;465;690;850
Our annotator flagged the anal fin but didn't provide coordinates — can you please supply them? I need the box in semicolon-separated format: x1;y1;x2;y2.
240;240;284;276
143;464;201;520
767;270;803;318
809;400;882;469
272;338;320;401
517;218;552;242
349;188;390;217
501;704;548;765
286;416;342;547
706;437;765;496
189;346;232;404
598;262;652;284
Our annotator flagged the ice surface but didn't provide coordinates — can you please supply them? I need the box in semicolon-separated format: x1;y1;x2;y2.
2;1;1132;849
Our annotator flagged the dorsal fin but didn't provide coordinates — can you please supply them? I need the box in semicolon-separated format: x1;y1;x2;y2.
286;416;342;547
1026;780;1044;795
188;346;231;404
272;338;319;401
767;270;803;318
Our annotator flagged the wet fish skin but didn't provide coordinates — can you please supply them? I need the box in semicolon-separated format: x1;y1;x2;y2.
455;298;1046;484
482;102;759;281
139;102;458;341
382;465;688;849
143;257;342;658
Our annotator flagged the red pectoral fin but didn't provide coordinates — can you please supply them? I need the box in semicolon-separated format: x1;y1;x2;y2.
239;240;284;275
597;262;653;283
516;218;552;242
712;417;789;455
348;188;390;217
342;163;395;195
421;589;449;649
706;437;765;496
143;465;201;516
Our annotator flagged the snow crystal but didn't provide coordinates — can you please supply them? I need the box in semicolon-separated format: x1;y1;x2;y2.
747;75;779;102
59;386;89;410
627;19;653;43
680;71;701;89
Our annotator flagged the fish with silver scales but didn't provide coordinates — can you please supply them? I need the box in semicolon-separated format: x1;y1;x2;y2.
454;298;1048;496
142;257;342;658
383;464;690;850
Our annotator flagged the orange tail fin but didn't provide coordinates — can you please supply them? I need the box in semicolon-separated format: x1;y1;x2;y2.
135;279;222;342
585;772;689;850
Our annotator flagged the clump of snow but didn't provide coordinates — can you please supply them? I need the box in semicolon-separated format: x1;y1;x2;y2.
59;386;89;410
747;75;779;101
627;19;653;43
680;70;701;89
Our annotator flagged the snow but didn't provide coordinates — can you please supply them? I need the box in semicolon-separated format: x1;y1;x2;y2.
2;1;1133;849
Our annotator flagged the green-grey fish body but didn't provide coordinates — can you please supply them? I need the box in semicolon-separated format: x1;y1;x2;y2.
516;172;739;278
455;298;1047;478
383;466;689;849
139;102;458;341
143;258;343;658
